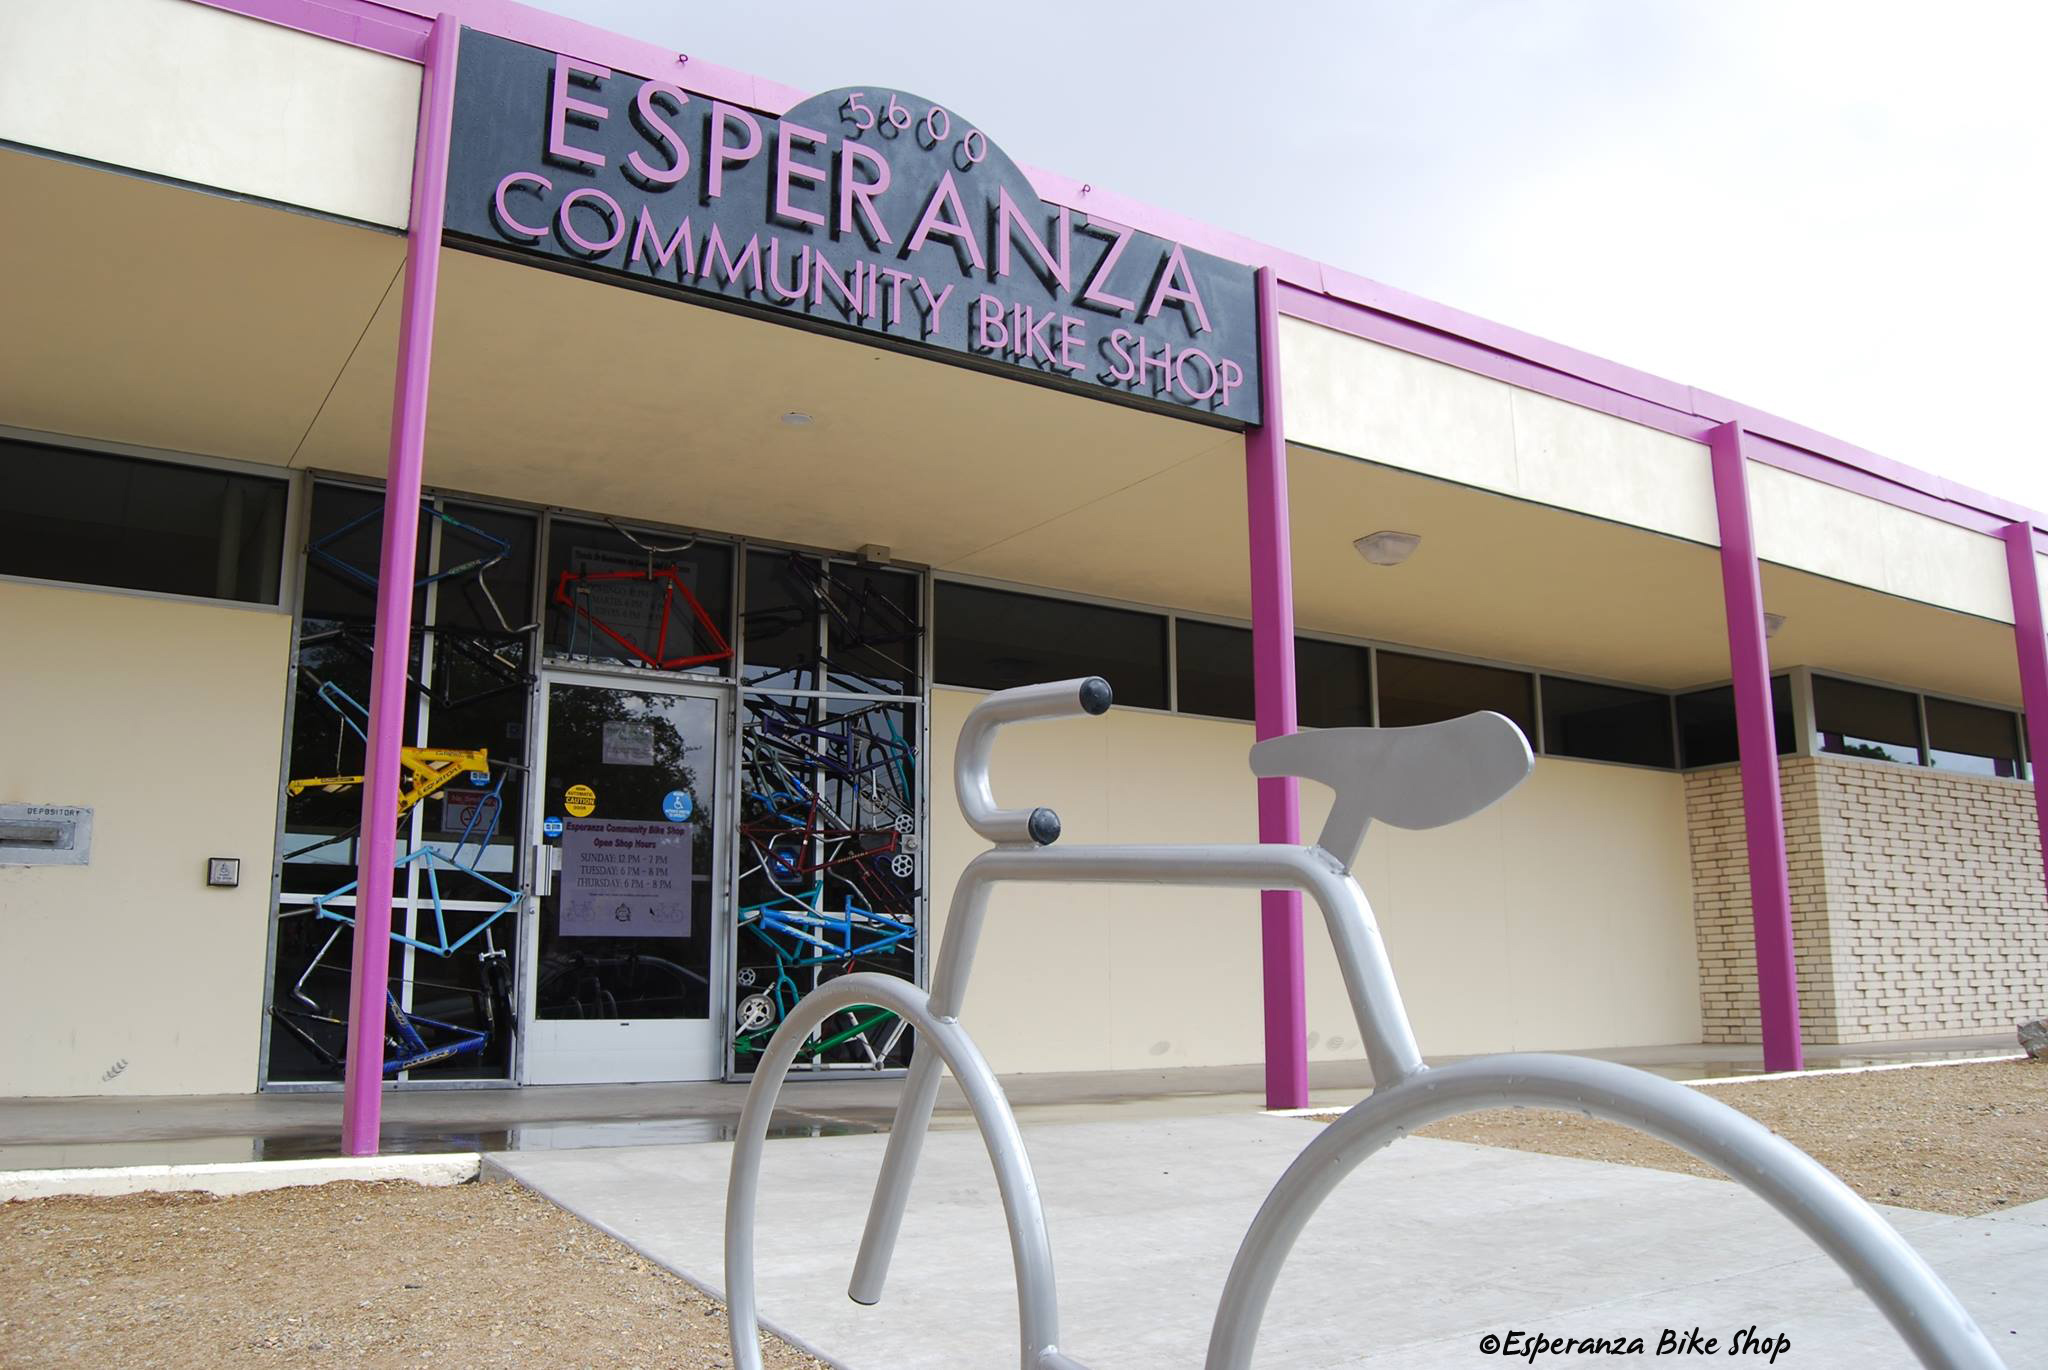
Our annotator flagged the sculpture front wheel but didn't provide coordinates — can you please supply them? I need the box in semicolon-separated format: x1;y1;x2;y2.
1205;1054;2004;1370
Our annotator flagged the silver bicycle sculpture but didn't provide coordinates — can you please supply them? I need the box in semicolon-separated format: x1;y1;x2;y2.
726;678;2005;1369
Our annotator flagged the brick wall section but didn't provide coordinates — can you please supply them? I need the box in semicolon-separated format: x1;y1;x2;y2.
1685;755;2048;1044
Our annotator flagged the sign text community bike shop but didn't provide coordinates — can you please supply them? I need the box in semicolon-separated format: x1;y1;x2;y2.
444;30;1263;425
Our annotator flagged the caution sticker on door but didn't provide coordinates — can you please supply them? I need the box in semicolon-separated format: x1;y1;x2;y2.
563;783;596;817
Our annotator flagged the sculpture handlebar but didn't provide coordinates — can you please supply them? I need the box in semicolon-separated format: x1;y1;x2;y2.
955;677;1114;846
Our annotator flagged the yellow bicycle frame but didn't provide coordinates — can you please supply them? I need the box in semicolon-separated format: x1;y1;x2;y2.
287;746;489;818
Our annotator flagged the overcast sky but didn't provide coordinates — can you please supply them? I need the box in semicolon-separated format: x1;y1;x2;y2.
538;0;2046;511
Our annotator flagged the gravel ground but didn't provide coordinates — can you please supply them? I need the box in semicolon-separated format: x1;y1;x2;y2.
0;1178;828;1369
1345;1058;2045;1217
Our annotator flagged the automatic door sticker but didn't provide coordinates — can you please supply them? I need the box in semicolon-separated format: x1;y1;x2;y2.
661;789;693;822
563;783;596;817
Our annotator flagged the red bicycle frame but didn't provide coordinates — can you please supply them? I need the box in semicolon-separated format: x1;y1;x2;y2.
552;567;734;670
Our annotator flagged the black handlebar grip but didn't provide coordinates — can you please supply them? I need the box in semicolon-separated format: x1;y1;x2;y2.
1078;677;1113;716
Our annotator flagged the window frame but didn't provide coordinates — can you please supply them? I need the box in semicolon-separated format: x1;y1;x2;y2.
1538;672;1679;769
1674;673;1799;771
938;574;1686;770
935;574;2033;783
933;576;1172;711
1800;666;2030;780
1922;691;2023;778
265;472;940;1089
0;424;303;613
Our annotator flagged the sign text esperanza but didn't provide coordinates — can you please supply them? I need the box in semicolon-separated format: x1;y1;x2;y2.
444;31;1262;424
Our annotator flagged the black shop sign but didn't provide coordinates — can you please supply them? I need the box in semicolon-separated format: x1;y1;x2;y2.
443;30;1263;425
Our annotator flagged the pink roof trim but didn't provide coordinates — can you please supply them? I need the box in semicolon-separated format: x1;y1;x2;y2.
188;0;2048;548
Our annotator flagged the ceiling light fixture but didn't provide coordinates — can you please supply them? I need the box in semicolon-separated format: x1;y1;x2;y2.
1763;612;1786;638
780;411;813;427
1354;530;1421;566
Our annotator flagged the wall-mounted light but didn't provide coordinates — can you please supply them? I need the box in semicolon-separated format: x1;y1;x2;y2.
780;411;813;427
1763;612;1786;638
1354;530;1421;566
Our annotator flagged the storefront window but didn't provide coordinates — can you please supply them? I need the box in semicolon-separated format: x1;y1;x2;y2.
935;582;1170;710
0;438;286;604
269;485;934;1086
1375;651;1536;737
1297;639;1373;729
544;518;734;676
1813;675;1922;765
1541;676;1675;768
1675;678;1795;768
1173;625;1374;728
1924;696;2021;778
733;691;921;1074
1176;620;1254;721
825;562;923;696
741;549;824;689
268;484;535;1085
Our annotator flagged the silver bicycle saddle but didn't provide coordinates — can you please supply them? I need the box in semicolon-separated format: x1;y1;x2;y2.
1249;711;1533;869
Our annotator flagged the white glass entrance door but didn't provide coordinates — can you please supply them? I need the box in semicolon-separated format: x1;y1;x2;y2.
523;674;728;1084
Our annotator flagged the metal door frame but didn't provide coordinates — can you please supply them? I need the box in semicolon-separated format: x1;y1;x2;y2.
520;666;736;1084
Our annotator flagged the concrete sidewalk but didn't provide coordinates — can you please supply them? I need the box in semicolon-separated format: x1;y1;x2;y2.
490;1112;2046;1369
0;1035;2013;1170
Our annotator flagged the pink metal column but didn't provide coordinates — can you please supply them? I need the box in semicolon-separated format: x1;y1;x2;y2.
340;13;461;1157
1706;421;1803;1072
1998;523;2048;896
1243;267;1309;1109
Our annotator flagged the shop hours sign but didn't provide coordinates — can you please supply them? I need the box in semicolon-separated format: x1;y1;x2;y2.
559;819;692;938
443;30;1263;425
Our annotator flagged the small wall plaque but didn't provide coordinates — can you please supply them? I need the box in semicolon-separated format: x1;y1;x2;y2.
206;857;241;888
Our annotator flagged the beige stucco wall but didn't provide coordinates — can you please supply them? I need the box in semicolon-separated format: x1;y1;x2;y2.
928;688;1701;1075
1276;316;1720;547
0;581;291;1095
1686;755;2048;1044
1747;464;2012;624
1277;315;2015;626
0;0;419;227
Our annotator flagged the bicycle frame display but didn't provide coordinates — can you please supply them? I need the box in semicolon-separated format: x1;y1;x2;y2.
266;485;931;1088
267;484;538;1086
725;678;2006;1370
732;691;919;1073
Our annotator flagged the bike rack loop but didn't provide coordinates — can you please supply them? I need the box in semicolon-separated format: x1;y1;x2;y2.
727;678;2006;1370
724;970;1087;1370
1205;1053;2003;1370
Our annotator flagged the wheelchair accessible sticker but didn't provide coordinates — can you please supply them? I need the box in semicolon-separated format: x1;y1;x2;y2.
661;790;693;822
563;783;596;817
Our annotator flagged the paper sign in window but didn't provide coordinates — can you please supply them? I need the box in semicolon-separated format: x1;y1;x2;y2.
602;721;656;766
558;818;693;938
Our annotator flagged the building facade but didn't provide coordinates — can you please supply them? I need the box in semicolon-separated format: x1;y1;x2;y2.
3;0;2044;1108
